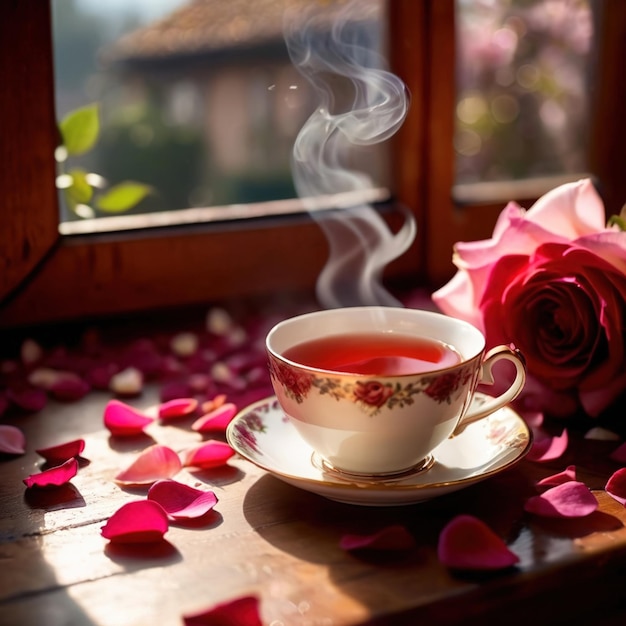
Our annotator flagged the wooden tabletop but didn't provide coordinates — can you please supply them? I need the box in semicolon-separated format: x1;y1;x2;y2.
2;385;626;626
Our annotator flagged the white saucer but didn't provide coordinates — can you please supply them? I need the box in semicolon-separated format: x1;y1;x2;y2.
226;393;532;506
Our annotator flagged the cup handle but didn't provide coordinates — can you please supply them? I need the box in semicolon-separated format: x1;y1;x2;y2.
452;345;526;436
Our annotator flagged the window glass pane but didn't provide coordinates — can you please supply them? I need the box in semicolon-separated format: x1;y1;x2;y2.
455;0;594;185
51;0;391;226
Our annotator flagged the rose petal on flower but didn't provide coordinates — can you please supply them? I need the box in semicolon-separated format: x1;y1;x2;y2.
537;465;577;488
0;425;26;455
584;427;621;441
524;481;598;518
437;514;519;571
101;500;169;544
23;458;78;489
148;479;218;519
103;399;153;436
36;438;85;463
191;403;238;433
183;595;262;626
609;442;626;464
180;441;235;469
340;524;416;552
605;468;626;506
114;444;182;486
526;429;568;462
159;398;199;420
109;367;144;397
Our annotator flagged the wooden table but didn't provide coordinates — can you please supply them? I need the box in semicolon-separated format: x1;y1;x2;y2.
2;385;626;626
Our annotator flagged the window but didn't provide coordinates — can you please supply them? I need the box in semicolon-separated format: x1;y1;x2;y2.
1;0;625;329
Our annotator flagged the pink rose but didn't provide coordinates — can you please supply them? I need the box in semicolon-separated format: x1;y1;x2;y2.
432;179;626;418
354;381;394;408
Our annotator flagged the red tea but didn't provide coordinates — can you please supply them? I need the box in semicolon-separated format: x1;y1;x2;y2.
283;333;461;375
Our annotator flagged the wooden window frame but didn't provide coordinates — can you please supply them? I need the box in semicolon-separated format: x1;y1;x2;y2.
1;0;624;329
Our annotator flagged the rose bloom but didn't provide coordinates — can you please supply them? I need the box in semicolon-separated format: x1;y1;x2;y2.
432;178;626;419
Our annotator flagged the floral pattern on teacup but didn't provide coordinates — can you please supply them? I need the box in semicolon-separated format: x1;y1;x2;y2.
269;360;313;403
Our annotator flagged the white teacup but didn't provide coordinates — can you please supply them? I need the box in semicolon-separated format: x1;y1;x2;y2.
266;306;526;477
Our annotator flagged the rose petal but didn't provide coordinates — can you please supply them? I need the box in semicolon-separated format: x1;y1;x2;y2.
115;444;182;486
103;399;153;436
101;500;169;544
35;438;85;463
605;468;626;506
148;479;218;519
200;394;228;414
191;403;238;433
109;367;144;397
437;514;519;571
183;595;262;626
7;386;48;412
526;429;568;462
609;442;626;464
0;425;26;455
524;481;598;518
180;441;235;469
340;524;416;552
50;375;91;401
537;465;577;487
23;458;78;489
159;398;199;420
584;427;620;441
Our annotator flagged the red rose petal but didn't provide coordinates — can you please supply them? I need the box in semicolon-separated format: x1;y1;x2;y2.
526;429;568;462
605;468;626;506
191;402;238;433
609;442;626;464
183;595;262;626
181;441;235;469
115;444;182;486
159;398;199;420
0;425;26;455
148;479;218;519
524;481;598;518
36;438;85;463
437;514;519;571
340;524;416;552
103;399;153;436
23;457;78;489
7;386;48;412
50;375;91;401
537;465;577;488
101;500;169;544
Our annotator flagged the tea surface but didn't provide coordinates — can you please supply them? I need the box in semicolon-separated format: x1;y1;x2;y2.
283;333;461;375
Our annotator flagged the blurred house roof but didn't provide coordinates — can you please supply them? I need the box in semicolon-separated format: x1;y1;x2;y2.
104;0;382;65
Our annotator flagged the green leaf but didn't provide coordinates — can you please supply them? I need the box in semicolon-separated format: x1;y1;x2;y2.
96;182;152;213
65;168;93;204
607;214;626;231
59;104;100;156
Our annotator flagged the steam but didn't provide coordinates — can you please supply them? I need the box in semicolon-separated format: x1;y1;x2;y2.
284;0;414;308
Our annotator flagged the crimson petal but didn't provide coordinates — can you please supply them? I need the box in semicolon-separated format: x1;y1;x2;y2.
159;398;199;420
0;425;26;455
609;442;626;464
526;429;568;462
36;438;85;463
101;500;169;544
191;402;238;433
181;441;235;469
340;524;415;552
103;399;153;436
537;465;577;487
437;514;519;571
605;468;626;506
115;444;182;486
183;595;262;626
23;457;78;489
524;481;598;517
148;479;218;519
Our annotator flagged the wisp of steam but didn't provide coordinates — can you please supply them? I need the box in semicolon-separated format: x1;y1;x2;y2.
284;0;415;308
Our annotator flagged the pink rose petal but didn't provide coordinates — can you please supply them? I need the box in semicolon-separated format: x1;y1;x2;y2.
109;367;144;397
191;402;238;433
159;398;199;420
50;375;91;401
526;429;568;462
524;481;598;518
437;514;519;571
340;524;416;552
101;500;169;544
537;465;577;488
609;442;626;464
605;468;626;506
23;457;78;489
148;479;218;519
35;438;85;463
103;399;153;436
200;394;227;414
0;425;26;455
181;441;235;469
183;595;262;626
7;386;48;412
115;444;182;486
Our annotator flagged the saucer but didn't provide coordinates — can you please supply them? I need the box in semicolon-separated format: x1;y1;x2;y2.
226;393;532;506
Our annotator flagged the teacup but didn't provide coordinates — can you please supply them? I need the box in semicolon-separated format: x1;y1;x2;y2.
266;306;526;477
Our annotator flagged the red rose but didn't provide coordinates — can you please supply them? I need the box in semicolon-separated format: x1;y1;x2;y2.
354;381;394;408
